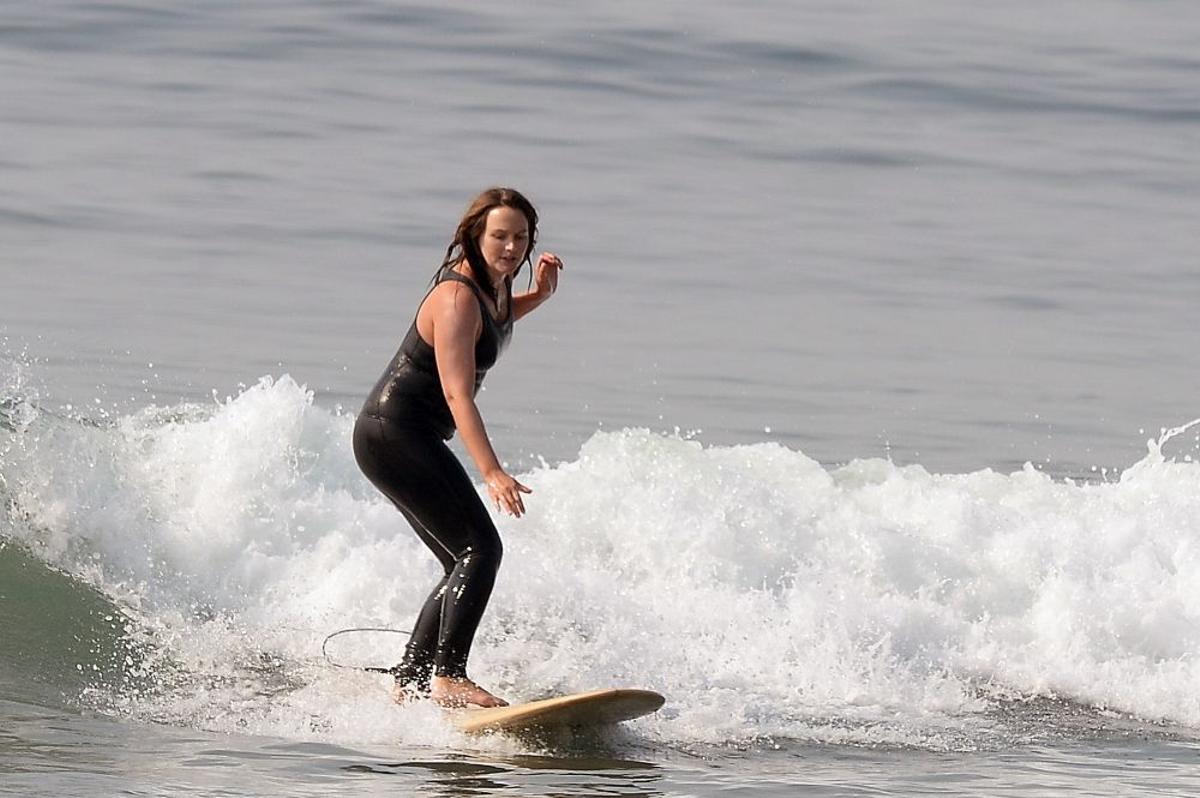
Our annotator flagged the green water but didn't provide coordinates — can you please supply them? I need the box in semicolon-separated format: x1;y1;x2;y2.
0;541;141;708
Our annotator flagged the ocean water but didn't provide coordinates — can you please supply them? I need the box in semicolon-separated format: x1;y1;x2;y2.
3;1;1200;796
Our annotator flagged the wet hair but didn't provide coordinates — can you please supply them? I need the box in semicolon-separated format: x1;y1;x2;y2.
436;187;539;304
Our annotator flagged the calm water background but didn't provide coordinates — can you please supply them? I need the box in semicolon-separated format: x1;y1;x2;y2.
3;1;1200;795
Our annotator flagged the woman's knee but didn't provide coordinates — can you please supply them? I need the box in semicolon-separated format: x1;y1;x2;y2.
462;533;503;573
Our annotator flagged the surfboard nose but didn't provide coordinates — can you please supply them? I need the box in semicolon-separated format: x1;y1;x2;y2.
452;688;666;734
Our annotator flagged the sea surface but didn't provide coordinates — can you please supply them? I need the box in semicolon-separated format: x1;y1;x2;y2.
3;1;1200;796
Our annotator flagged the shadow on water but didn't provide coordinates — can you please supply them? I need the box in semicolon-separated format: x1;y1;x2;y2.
341;751;665;797
336;724;664;796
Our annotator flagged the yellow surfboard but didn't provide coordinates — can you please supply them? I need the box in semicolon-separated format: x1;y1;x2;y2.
453;688;665;734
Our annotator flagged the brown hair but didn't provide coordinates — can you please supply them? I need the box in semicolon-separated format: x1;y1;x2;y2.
437;187;539;303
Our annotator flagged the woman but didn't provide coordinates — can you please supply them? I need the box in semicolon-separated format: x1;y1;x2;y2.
353;187;562;708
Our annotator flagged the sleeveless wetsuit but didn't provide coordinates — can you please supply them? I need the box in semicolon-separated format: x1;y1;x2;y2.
353;269;513;688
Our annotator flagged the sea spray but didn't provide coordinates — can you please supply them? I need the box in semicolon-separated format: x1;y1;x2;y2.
3;374;1200;749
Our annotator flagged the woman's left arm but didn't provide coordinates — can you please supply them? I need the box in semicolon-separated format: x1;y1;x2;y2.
512;251;563;321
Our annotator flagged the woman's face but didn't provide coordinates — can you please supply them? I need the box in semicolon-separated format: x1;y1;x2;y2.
477;206;530;280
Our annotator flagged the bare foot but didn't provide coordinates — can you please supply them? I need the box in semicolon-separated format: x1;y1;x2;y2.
430;676;508;708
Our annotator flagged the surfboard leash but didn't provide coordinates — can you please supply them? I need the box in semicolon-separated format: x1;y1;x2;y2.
321;626;410;675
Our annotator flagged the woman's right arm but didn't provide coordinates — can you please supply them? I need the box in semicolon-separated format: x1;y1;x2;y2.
429;283;532;517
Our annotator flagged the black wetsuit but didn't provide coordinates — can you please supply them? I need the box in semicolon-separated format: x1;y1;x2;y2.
353;269;513;688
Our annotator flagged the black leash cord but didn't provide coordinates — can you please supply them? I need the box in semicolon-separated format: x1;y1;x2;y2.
321;626;410;674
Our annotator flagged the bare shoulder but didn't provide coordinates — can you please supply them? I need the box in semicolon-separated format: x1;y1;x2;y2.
419;279;482;338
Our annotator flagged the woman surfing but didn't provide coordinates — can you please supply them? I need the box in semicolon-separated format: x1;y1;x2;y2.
353;187;562;708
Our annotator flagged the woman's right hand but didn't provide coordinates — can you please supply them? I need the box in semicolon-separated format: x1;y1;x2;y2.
532;251;563;298
485;469;533;517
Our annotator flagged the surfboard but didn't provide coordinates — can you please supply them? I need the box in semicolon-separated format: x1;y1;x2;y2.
452;688;665;734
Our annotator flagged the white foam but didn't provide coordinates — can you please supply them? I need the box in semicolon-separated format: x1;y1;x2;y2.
4;374;1200;748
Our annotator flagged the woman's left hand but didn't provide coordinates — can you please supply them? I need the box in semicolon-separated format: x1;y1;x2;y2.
485;468;533;517
533;251;563;298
